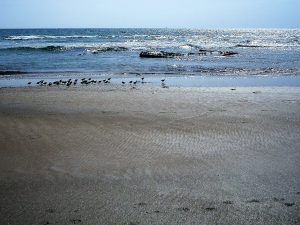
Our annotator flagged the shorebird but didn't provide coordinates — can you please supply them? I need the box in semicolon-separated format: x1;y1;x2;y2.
27;82;31;85
133;81;137;85
129;81;133;84
161;79;165;82
122;81;126;85
107;78;111;81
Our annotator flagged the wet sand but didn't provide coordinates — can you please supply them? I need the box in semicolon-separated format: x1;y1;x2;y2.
0;86;300;225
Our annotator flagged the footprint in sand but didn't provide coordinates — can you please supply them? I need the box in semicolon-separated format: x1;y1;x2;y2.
177;207;190;212
136;202;147;207
223;200;233;205
45;209;55;213
40;221;51;225
128;222;139;225
205;207;216;211
273;197;285;202
284;202;295;207
246;199;260;203
70;219;82;224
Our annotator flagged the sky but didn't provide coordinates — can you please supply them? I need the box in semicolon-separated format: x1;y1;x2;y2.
0;0;299;29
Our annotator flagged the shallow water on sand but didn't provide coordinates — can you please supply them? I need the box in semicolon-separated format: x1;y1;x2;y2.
1;75;300;88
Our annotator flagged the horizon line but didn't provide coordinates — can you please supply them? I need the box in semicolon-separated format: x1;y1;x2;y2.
0;27;300;30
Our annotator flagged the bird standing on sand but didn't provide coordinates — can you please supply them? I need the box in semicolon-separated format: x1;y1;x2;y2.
27;82;31;85
161;78;165;82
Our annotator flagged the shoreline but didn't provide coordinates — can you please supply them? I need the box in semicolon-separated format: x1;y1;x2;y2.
1;74;300;88
0;86;299;225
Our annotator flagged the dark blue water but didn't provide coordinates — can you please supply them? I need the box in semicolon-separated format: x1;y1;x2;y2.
0;28;300;86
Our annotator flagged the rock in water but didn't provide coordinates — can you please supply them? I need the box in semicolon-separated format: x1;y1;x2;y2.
221;51;238;56
140;51;183;58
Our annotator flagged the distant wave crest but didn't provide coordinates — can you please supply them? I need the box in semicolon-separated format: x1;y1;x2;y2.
4;35;97;40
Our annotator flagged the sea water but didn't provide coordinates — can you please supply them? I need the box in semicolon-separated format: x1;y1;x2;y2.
0;28;299;87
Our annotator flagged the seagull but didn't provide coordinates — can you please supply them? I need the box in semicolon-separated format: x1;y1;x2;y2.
27;82;31;85
161;79;165;82
122;81;126;85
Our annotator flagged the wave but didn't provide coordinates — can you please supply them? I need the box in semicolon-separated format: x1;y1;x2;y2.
0;70;28;75
180;43;203;49
0;45;130;53
4;35;97;40
0;45;70;52
185;66;300;76
235;44;268;48
87;46;128;54
235;44;300;48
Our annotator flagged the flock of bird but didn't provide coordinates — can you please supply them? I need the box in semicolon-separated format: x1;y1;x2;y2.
27;77;168;88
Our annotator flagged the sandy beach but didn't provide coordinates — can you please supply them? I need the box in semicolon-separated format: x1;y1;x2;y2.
0;85;299;225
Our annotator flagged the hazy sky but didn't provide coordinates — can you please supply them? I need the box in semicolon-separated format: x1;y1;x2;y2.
1;0;299;28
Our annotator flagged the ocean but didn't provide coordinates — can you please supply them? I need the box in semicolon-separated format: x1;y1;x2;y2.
0;28;300;87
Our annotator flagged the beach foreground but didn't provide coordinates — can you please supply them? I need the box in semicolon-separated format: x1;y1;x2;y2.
0;86;299;225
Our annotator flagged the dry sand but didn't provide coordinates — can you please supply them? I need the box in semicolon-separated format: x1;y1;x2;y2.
0;85;299;225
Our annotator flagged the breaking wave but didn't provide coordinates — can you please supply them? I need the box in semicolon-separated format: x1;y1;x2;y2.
87;46;128;54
